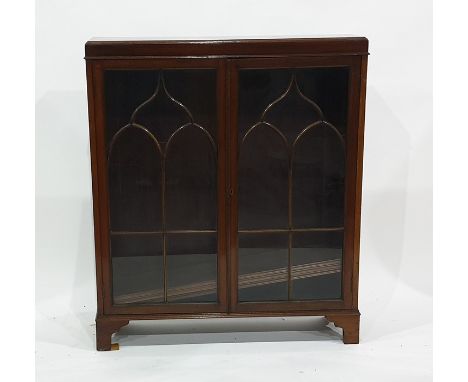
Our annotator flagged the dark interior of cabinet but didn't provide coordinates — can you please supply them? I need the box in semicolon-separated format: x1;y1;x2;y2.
102;65;349;306
105;69;218;304
237;67;348;302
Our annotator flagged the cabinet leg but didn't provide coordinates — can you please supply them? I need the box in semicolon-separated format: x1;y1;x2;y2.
325;313;360;344
96;316;129;351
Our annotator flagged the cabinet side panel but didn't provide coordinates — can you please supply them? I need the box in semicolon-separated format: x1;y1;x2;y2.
86;62;105;315
352;56;368;308
93;63;114;313
341;58;360;308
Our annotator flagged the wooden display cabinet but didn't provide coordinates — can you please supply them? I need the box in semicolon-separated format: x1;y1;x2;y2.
85;37;368;350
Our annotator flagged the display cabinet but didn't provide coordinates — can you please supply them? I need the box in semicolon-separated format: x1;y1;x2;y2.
85;37;368;350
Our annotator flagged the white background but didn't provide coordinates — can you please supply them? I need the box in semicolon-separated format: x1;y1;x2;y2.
35;0;432;381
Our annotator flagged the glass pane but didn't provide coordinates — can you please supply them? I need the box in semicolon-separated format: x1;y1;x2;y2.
239;126;288;229
105;68;218;306
108;127;162;231
166;126;216;230
238;234;288;302
293;124;345;228
237;66;348;303
111;234;163;304
292;231;342;300
105;69;217;143
238;68;348;140
167;234;217;303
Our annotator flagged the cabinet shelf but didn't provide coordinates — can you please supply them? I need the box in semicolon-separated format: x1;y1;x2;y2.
110;230;217;235
110;227;344;236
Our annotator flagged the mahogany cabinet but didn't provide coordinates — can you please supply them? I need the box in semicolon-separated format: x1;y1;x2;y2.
85;37;368;350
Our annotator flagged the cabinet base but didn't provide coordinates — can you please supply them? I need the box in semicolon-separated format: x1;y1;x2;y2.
95;316;129;351
95;310;360;350
325;312;360;344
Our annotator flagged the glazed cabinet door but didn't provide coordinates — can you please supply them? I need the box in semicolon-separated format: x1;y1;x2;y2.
90;59;227;314
228;57;362;312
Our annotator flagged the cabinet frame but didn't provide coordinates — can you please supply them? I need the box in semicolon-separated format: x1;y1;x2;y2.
85;38;368;349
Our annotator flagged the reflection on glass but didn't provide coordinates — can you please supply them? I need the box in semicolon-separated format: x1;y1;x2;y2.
167;234;217;303
291;232;342;300
238;234;288;302
111;235;164;304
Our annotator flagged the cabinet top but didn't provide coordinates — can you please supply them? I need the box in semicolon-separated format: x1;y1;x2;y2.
85;37;368;59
